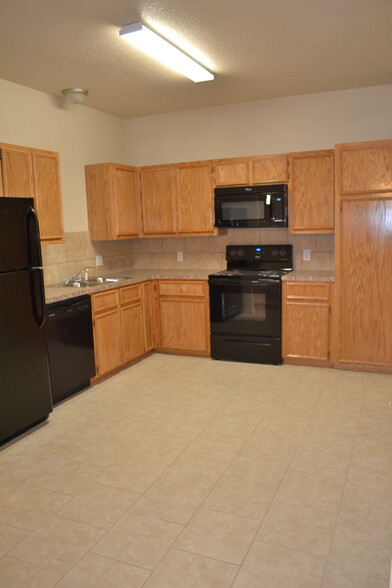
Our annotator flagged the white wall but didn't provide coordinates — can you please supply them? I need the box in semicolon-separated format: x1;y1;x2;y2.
0;79;125;232
124;85;392;166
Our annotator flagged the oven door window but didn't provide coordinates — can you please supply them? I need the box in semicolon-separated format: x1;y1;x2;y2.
210;280;281;337
223;289;266;321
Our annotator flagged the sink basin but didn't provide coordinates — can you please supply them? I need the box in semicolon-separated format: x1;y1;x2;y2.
62;276;134;288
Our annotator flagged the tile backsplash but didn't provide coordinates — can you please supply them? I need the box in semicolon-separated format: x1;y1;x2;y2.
42;229;334;285
42;232;134;286
127;229;334;271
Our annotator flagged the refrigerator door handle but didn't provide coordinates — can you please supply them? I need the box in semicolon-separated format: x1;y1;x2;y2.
25;205;42;268
30;269;46;328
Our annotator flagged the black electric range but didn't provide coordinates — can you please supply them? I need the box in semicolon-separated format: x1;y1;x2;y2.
209;244;293;364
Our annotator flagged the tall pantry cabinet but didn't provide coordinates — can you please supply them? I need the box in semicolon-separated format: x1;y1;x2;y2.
334;139;392;372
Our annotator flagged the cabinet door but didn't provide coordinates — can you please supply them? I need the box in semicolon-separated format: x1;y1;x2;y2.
112;165;141;238
32;152;64;243
214;160;249;186
251;157;288;184
177;164;214;233
337;141;392;196
160;299;209;353
93;308;123;376
289;152;334;233
121;302;145;362
1;147;34;197
338;199;392;367
141;167;177;235
284;302;330;360
142;281;154;351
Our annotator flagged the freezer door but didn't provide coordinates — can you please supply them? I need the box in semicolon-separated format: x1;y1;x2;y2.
0;197;42;273
0;269;52;444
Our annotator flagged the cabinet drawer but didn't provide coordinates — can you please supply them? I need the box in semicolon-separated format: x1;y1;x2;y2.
285;282;330;301
159;281;206;298
119;284;142;306
92;289;119;314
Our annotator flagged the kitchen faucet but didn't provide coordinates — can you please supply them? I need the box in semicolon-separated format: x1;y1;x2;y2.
72;266;96;282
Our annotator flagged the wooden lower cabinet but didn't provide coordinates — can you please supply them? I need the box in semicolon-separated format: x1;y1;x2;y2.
91;281;154;380
120;284;145;363
155;280;210;356
142;281;154;351
91;290;123;377
282;281;332;366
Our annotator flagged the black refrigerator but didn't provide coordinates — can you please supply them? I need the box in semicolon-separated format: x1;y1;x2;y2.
0;198;52;445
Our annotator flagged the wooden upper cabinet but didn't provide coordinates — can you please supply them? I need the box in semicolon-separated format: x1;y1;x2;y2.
85;163;141;240
0;143;64;244
213;160;249;186
250;157;288;184
1;146;34;198
32;152;64;243
336;139;392;196
141;166;177;235
289;150;334;233
113;165;141;237
177;163;214;234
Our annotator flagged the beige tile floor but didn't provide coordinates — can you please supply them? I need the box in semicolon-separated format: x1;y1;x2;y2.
0;354;391;587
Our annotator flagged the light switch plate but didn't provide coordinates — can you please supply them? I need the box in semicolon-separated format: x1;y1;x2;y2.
95;255;103;266
177;251;184;262
303;249;311;261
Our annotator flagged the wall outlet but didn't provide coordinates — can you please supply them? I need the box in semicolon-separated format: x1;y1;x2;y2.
303;249;311;262
177;251;184;262
95;255;103;266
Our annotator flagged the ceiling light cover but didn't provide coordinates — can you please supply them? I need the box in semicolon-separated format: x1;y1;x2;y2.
119;22;214;83
62;88;88;104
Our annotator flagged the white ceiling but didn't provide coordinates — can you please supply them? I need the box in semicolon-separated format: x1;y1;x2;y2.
0;0;391;119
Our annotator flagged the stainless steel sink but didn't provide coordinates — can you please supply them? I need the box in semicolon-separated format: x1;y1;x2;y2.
62;276;134;288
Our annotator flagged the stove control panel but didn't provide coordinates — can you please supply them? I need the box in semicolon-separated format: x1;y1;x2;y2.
227;245;291;262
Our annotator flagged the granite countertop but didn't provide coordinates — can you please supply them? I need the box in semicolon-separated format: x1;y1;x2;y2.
282;270;335;282
45;269;218;304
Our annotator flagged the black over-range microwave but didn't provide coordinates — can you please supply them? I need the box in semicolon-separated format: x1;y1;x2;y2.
214;184;288;228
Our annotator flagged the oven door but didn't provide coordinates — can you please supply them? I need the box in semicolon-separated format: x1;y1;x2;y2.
209;277;281;337
214;194;270;228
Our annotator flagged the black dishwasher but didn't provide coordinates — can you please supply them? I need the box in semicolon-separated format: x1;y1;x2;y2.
46;295;96;404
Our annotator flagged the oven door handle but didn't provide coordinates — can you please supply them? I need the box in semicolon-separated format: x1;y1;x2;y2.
251;280;279;287
209;278;278;287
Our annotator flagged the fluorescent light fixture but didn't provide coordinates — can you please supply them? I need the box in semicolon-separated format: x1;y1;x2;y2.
119;22;214;83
